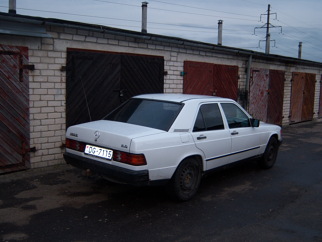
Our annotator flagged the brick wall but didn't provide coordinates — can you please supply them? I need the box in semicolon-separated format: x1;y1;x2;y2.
1;24;321;169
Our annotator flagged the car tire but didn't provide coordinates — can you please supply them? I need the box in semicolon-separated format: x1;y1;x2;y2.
258;136;279;169
169;157;202;201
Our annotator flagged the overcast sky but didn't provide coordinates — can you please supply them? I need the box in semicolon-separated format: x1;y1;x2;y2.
1;0;322;62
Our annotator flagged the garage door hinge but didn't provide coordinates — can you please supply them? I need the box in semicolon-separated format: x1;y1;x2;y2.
22;64;35;71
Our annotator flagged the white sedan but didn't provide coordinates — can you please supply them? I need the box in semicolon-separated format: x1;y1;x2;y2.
64;94;282;201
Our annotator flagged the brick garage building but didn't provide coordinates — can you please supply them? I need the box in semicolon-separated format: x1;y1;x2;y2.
0;12;322;172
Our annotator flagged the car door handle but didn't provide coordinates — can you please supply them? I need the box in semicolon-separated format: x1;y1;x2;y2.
231;131;239;135
197;135;207;140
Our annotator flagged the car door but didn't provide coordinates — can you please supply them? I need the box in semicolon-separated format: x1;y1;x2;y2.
191;103;231;170
220;103;261;161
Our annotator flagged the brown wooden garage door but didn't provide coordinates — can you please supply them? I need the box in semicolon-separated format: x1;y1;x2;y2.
183;61;238;100
249;69;285;125
0;45;30;173
66;49;164;128
290;72;316;123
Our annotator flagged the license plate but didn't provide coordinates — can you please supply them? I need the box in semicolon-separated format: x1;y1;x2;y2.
84;144;113;160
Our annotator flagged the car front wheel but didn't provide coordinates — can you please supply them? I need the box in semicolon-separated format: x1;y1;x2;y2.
169;157;202;201
258;136;279;169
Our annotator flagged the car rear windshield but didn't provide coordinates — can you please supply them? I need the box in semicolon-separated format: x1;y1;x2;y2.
104;98;183;131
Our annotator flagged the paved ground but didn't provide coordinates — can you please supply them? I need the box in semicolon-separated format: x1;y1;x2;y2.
1;121;322;242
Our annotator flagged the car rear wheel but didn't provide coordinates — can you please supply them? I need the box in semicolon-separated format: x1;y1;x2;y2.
258;136;279;169
169;157;202;201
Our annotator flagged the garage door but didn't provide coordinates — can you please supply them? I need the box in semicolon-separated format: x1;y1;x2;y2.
267;70;285;125
183;61;238;100
66;50;164;127
249;69;285;125
249;69;269;122
290;72;316;123
0;45;30;173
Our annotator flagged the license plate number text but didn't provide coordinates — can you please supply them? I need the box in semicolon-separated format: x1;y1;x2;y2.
84;145;113;160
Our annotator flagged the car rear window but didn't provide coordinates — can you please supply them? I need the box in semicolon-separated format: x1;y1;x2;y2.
104;98;183;131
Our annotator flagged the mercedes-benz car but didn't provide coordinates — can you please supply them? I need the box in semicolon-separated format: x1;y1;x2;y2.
64;94;282;201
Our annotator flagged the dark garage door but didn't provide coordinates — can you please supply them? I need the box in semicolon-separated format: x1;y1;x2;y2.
183;61;238;100
0;45;30;173
66;50;164;127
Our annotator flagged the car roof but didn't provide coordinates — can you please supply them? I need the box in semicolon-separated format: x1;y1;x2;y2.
134;93;232;103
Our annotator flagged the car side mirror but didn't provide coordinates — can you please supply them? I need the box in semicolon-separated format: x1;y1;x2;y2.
250;118;260;127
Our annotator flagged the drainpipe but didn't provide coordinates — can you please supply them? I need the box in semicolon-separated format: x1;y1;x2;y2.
244;55;253;110
141;2;148;33
218;20;223;45
9;0;16;14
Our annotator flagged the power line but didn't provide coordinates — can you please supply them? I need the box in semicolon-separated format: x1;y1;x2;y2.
0;5;250;33
7;6;140;23
148;0;258;18
94;0;138;8
148;6;256;22
95;0;258;22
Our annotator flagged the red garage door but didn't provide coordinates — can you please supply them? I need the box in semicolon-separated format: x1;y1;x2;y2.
267;70;285;125
183;61;214;95
183;61;238;100
213;64;238;100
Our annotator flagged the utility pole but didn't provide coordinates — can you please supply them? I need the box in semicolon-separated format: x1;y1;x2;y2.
254;4;282;54
265;4;271;54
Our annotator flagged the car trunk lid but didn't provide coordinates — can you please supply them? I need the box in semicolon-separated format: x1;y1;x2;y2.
66;120;165;152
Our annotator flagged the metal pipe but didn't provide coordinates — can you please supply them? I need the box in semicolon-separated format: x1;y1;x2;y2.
141;2;148;33
9;0;16;14
298;42;302;59
244;55;253;110
218;20;223;45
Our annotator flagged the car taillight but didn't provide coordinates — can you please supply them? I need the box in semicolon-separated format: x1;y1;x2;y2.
113;151;147;166
65;138;86;152
66;138;146;166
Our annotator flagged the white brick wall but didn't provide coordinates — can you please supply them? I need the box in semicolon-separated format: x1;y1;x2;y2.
1;23;321;169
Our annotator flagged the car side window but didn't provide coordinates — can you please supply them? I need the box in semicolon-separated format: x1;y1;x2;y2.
221;103;250;128
193;103;224;132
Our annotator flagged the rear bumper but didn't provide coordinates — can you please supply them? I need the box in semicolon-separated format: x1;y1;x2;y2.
64;152;150;186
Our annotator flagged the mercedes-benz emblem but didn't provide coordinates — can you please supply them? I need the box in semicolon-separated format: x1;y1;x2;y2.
94;131;100;142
